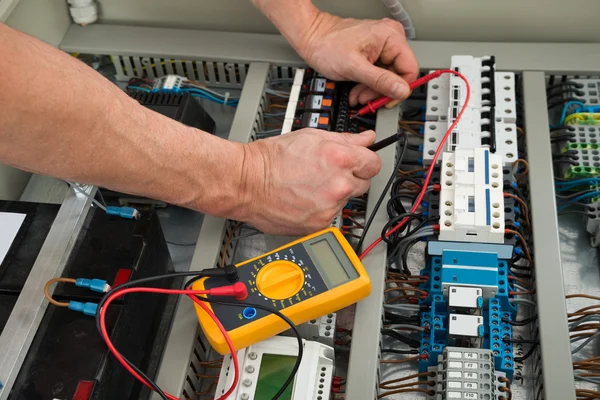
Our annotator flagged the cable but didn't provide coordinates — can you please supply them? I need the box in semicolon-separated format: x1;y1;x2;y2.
381;329;420;348
356;133;408;251
505;229;533;265
381;348;419;355
44;277;76;307
360;70;471;260
196;297;302;400
377;388;434;398
514;342;539;363
379;354;424;364
505;193;531;226
509;298;538;308
98;286;239;400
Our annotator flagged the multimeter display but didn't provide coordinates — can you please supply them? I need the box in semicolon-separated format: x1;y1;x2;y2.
193;227;371;354
308;238;358;288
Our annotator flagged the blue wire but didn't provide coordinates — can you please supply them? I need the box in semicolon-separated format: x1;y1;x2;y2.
127;86;152;92
127;86;239;106
552;101;587;128
557;191;600;212
555;178;600;190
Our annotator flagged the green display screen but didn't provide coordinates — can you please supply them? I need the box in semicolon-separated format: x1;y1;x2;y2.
309;238;350;288
255;354;296;400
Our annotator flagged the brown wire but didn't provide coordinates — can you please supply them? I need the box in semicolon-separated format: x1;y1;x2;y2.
345;216;365;228
400;120;425;126
379;355;423;364
379;372;434;387
505;193;531;226
44;277;77;307
379;380;435;391
221;222;244;267
377;388;434;399
398;167;428;176
512;159;529;181
385;295;421;304
510;290;536;296
505;229;533;265
567;294;600;301
195;381;217;396
517;127;526;137
510;277;532;287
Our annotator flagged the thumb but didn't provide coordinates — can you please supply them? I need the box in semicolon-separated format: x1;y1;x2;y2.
352;60;410;100
328;130;376;147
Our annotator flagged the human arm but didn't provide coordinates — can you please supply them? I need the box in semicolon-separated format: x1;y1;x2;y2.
252;0;419;106
0;23;380;235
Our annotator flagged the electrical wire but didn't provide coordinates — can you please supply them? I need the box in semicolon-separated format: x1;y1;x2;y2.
44;277;76;307
355;133;408;251
360;70;471;260
505;229;533;265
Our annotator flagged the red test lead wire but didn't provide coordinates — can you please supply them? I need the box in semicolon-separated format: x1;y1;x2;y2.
353;70;447;118
359;70;471;260
98;285;245;400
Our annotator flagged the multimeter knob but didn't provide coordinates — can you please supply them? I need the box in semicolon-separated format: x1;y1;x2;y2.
256;260;305;300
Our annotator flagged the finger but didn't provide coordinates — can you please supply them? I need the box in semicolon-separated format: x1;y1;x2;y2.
349;58;411;100
349;83;370;107
327;130;377;147
357;87;381;105
348;177;371;198
384;99;402;109
347;145;382;179
377;20;420;84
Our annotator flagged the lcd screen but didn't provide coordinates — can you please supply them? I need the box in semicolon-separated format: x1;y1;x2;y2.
255;354;295;399
309;238;350;288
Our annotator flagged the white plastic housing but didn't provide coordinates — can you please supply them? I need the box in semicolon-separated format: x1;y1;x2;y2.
67;0;98;25
423;56;518;165
438;149;505;244
448;314;483;338
214;336;334;400
281;68;305;134
448;287;483;310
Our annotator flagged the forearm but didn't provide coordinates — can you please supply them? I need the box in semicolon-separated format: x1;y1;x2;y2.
252;0;322;56
0;23;246;218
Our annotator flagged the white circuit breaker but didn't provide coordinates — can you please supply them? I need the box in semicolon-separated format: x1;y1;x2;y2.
281;68;306;134
438;148;505;243
423;55;518;165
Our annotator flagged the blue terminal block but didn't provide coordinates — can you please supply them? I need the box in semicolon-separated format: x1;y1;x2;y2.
420;250;517;319
485;298;514;380
419;294;448;372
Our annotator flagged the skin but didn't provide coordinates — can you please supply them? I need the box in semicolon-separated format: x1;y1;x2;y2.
0;1;418;235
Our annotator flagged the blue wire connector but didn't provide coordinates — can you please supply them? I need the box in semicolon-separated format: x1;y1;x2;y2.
514;247;523;255
106;206;140;220
76;278;110;293
68;301;98;317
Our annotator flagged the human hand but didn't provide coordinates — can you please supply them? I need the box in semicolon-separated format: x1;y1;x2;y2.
236;130;381;235
295;13;419;107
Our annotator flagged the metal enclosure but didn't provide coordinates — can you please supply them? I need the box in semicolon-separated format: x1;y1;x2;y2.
2;3;600;400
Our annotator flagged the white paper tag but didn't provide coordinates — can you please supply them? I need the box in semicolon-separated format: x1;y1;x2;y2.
0;212;26;265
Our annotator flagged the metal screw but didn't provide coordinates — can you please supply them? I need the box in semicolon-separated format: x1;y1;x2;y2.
248;352;257;360
243;379;252;387
241;394;249;400
246;366;255;373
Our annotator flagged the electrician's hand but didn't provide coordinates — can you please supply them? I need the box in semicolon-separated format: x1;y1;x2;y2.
237;129;380;235
295;14;419;107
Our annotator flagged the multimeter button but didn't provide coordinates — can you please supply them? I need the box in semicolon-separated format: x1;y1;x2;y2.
256;260;305;300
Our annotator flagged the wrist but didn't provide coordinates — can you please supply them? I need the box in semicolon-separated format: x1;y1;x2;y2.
231;141;269;223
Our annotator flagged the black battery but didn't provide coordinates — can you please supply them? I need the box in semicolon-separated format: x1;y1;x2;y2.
8;208;178;400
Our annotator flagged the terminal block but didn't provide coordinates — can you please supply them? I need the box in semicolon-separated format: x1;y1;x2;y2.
426;347;510;400
553;125;600;178
438;149;506;244
423;55;518;165
295;313;337;347
568;79;600;105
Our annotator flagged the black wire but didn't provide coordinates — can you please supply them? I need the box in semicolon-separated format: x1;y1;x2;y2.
547;97;580;109
166;240;197;246
514;342;540;363
94;269;228;400
553;160;579;165
381;348;419;355
197;297;302;400
355;133;408;251
504;315;538;326
381;329;420;348
546;81;581;92
503;338;540;344
558;210;591;217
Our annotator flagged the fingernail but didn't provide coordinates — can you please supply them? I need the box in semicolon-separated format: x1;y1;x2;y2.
391;82;409;99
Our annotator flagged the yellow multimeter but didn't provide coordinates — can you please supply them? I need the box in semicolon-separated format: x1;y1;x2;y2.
192;227;371;354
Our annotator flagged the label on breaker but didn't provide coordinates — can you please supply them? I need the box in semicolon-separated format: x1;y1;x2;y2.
448;351;463;359
308;95;323;109
464;382;478;390
464;362;478;370
464;372;478;380
448;381;462;389
464;352;478;360
308;113;319;127
448;392;462;399
463;393;477;399
312;78;327;92
448;371;462;379
449;361;463;369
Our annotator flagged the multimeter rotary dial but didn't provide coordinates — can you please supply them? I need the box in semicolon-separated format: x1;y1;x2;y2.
256;260;305;300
